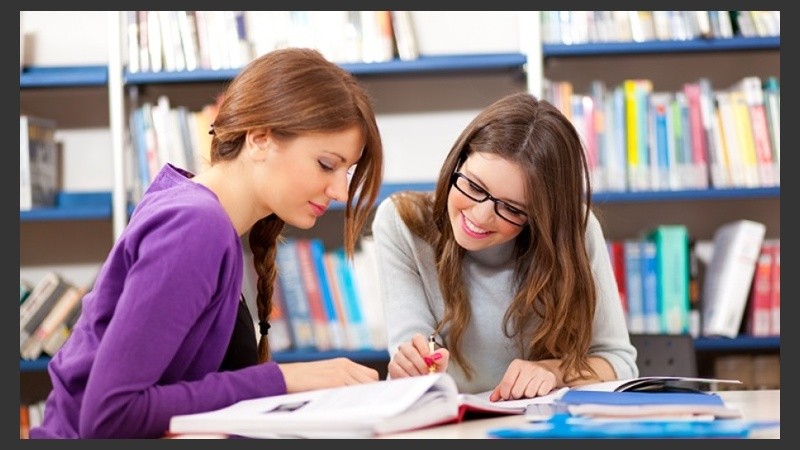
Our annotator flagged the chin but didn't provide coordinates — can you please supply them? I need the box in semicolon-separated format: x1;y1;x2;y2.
285;216;317;230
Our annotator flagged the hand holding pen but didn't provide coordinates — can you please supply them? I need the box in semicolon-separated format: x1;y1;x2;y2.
387;333;450;379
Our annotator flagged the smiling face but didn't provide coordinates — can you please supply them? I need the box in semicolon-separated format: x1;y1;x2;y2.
257;125;364;229
447;152;528;251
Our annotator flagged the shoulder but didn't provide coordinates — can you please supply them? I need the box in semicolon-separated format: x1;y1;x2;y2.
373;195;399;224
585;209;606;241
127;187;238;255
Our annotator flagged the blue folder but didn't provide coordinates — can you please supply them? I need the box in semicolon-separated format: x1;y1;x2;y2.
488;414;779;439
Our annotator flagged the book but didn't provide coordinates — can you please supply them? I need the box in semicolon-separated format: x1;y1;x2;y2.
622;239;644;333
330;248;373;350
20;404;30;439
733;76;777;187
639;239;660;333
41;297;83;357
20;272;69;356
308;239;345;349
20;279;33;305
390;11;419;61
524;376;743;422
573;376;742;393
351;237;387;349
275;239;316;350
20;284;85;360
20;115;59;211
649;225;690;334
168;373;742;439
702;220;766;338
746;241;774;337
169;373;557;439
557;390;741;420
294;239;331;351
606;240;627;316
761;76;780;181
765;239;780;336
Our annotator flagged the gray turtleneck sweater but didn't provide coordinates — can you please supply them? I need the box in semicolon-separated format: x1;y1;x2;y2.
371;197;638;394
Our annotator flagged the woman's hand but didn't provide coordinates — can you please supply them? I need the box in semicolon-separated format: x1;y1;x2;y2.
279;357;379;393
388;333;450;378
489;359;558;401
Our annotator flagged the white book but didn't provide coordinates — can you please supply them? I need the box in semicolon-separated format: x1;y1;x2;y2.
702;220;766;338
169;373;743;438
169;373;551;438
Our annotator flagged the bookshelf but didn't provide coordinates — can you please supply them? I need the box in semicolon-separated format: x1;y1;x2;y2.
537;14;780;380
19;335;781;373
19;11;780;386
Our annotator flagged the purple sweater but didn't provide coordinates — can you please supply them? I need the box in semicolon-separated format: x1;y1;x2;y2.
30;164;287;439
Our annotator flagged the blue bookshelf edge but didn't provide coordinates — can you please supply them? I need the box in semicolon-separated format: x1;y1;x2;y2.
20;336;779;372
21;186;780;221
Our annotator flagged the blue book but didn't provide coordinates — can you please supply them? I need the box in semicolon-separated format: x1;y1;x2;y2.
559;389;723;406
623;239;644;333
275;239;316;350
640;239;660;333
309;239;346;350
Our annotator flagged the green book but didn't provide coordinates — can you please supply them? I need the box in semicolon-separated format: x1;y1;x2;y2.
649;225;690;334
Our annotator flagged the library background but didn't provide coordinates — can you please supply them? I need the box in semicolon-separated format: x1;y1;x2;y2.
20;11;779;433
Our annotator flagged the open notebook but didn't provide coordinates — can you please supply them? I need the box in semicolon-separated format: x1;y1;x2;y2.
168;375;740;438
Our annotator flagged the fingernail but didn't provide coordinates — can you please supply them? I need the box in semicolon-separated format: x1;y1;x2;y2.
423;356;433;366
431;353;443;361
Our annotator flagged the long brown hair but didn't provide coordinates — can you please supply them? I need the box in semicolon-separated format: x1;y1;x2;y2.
209;48;383;363
394;92;595;382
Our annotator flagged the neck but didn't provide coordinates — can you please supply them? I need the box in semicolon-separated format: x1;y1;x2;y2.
193;162;270;236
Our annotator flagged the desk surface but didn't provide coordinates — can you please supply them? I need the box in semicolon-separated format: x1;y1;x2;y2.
381;390;780;439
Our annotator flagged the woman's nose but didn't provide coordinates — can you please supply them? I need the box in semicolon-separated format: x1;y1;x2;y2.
326;172;349;202
471;199;496;224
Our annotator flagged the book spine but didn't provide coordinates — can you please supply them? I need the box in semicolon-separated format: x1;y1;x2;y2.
323;252;356;349
309;239;345;349
607;240;627;316
295;239;331;351
21;285;84;360
640;240;660;333
267;277;293;352
683;81;710;189
20;277;69;358
728;90;760;187
275;240;316;350
623;240;644;333
333;249;372;350
19;115;58;210
651;225;690;334
767;239;780;336
746;242;773;336
702;220;766;338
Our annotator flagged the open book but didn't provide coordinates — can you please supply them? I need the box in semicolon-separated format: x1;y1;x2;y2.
168;374;740;438
169;373;560;438
572;376;742;393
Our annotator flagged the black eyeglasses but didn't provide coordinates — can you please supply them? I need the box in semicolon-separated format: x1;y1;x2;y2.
451;172;528;227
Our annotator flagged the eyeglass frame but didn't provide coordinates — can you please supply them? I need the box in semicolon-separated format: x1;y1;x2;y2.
450;171;529;227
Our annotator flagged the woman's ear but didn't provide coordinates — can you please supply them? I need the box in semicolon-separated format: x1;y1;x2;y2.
246;129;271;161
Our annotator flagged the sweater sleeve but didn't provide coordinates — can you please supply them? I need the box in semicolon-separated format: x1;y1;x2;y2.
371;197;439;359
584;211;639;379
79;205;286;438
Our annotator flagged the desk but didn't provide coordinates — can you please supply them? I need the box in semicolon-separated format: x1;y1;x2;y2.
381;390;780;439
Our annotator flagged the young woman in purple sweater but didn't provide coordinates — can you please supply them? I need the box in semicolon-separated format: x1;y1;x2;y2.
31;48;384;439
